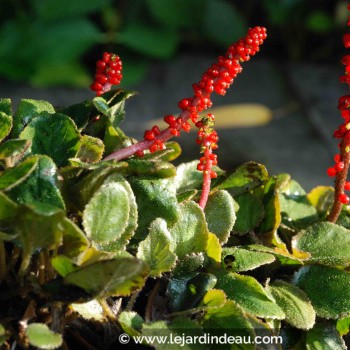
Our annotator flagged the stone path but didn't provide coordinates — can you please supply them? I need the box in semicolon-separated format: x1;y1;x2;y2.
0;55;343;191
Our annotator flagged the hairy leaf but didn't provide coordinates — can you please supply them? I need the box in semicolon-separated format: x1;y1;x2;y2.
20;112;81;166
204;190;236;243
267;280;315;330
294;265;350;319
137;218;177;277
64;258;149;297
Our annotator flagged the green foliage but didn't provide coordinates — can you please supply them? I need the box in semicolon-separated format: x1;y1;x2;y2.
1;91;350;349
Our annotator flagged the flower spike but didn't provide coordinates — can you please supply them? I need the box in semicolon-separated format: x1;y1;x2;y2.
327;5;350;222
103;26;267;162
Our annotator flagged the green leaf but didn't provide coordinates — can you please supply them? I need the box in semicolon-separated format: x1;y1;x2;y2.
64;258;149;297
293;265;350;319
91;174;138;252
83;181;130;244
119;22;179;59
257;176;282;234
204;0;247;47
0;323;6;346
200;289;227;308
215;270;285;319
6;155;65;210
203;300;255;350
169;201;209;259
146;0;203;28
59;99;95;130
119;311;144;336
60;218;89;258
337;316;350;336
278;179;318;229
174;160;206;193
306;11;334;34
292;222;350;266
137;218;177;277
0;192;18;229
216;162;268;196
71;300;105;322
26;323;62;349
0;98;12;116
222;247;275;272
142;319;204;350
126;159;176;178
20;113;81;167
76;135;104;163
206;232;222;263
0;156;38;191
94;89;136;129
51;255;77;277
266;280;315;330
0;112;12;142
305;321;346;350
18;207;66;272
233;193;264;234
204;190;236;243
172;253;205;278
92;97;109;116
307;186;334;214
247;244;305;266
12;99;55;138
129;178;180;241
0;139;31;162
33;0;111;20
168;273;217;312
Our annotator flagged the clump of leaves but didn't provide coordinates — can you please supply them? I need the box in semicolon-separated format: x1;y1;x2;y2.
0;88;349;349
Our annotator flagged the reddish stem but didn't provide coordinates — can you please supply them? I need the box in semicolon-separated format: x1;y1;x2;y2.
198;147;213;209
328;144;350;222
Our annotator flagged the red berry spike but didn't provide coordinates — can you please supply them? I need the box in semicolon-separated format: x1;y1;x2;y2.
104;27;267;169
196;114;219;209
90;53;123;96
328;5;350;222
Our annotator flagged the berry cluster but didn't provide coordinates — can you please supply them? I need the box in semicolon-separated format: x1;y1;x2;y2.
141;27;267;155
196;114;219;209
328;4;350;213
195;114;218;179
90;52;122;96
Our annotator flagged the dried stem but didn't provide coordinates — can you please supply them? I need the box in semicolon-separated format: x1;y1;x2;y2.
328;145;350;222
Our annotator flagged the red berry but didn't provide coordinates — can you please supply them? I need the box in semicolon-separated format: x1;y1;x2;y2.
339;193;350;204
135;150;144;158
210;171;218;178
197;163;205;171
327;167;337;177
335;162;345;172
96;60;106;69
170;128;180;136
90;82;103;91
164;115;176;125
345;181;350;191
334;154;341;163
102;52;111;62
151;125;161;135
144;130;155;140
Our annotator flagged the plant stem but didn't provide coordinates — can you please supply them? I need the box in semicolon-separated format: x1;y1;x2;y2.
328;145;350;223
199;148;213;209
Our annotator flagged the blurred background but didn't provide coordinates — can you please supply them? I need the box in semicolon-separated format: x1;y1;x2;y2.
0;0;348;189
